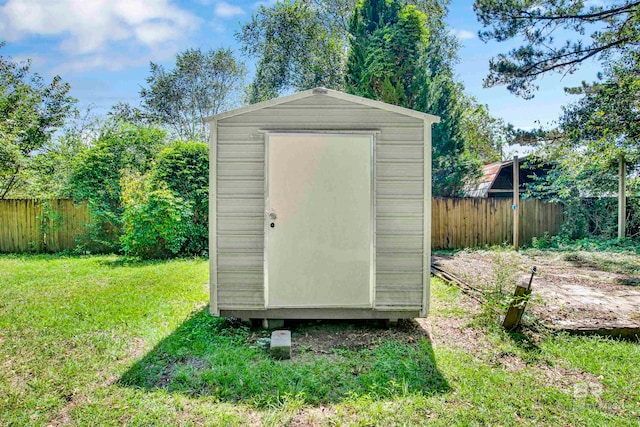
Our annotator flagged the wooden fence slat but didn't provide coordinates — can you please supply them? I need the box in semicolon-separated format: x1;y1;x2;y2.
1;198;562;253
430;197;563;250
0;200;91;253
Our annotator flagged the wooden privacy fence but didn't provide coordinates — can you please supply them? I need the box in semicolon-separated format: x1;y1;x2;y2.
0;198;562;253
432;197;563;249
0;199;91;253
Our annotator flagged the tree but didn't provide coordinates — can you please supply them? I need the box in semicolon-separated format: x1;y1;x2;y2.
414;69;482;195
346;0;491;195
120;172;191;259
346;0;428;105
140;48;246;141
108;102;154;127
562;53;640;164
237;0;346;102
18;108;100;199
237;0;503;195
554;53;639;195
68;123;168;251
460;100;509;163
524;53;640;239
0;42;76;198
474;0;640;98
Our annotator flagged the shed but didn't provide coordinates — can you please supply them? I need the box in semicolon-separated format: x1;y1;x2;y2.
464;156;552;198
205;87;439;321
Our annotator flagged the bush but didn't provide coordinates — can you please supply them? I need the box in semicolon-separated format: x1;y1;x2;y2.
120;173;191;259
153;141;209;256
529;235;640;254
68;123;168;252
557;197;640;241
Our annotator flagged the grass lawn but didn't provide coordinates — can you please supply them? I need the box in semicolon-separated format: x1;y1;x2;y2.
0;254;639;426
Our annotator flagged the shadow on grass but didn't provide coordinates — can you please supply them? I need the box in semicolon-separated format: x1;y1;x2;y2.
119;308;449;406
505;329;543;360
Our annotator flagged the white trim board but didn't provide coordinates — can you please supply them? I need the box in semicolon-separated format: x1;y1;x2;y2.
203;88;441;124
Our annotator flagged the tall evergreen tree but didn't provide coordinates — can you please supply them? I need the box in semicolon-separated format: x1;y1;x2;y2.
346;0;482;195
346;0;426;105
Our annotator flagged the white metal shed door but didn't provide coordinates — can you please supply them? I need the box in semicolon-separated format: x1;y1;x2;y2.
266;133;373;308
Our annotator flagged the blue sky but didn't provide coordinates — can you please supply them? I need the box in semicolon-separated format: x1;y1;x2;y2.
1;0;604;131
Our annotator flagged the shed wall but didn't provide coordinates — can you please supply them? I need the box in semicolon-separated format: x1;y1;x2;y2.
214;95;427;312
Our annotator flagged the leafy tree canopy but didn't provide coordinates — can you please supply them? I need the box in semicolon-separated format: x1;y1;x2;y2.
561;53;640;164
18;108;101;199
521;52;639;239
139;48;246;141
0;41;77;198
237;0;346;102
474;0;640;98
237;0;506;194
346;0;500;194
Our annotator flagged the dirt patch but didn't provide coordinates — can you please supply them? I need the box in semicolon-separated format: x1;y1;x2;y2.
291;319;427;357
493;353;528;372
534;364;603;393
433;250;640;331
421;314;494;358
125;336;147;362
243;319;430;358
244;290;489;363
419;286;497;357
288;406;338;426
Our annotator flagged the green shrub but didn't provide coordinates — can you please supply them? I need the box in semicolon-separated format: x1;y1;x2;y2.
120;173;191;259
68;123;168;252
152;141;209;256
529;235;640;254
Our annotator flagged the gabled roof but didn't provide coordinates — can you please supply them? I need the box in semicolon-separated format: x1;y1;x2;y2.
463;155;551;198
464;160;508;198
203;87;441;123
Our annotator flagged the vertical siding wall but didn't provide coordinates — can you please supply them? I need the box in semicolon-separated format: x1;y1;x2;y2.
431;197;563;249
215;95;426;311
0;199;90;252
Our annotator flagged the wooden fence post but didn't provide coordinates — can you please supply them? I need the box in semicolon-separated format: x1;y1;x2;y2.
619;154;626;240
513;156;520;251
502;266;536;330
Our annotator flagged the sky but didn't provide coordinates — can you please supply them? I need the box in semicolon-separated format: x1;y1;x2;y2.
0;0;605;132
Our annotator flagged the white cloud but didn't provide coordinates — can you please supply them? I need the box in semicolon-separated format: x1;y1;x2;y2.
0;0;199;55
214;1;245;18
52;44;179;75
450;29;476;41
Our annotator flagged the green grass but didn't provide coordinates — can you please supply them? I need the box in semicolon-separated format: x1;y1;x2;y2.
1;254;639;426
